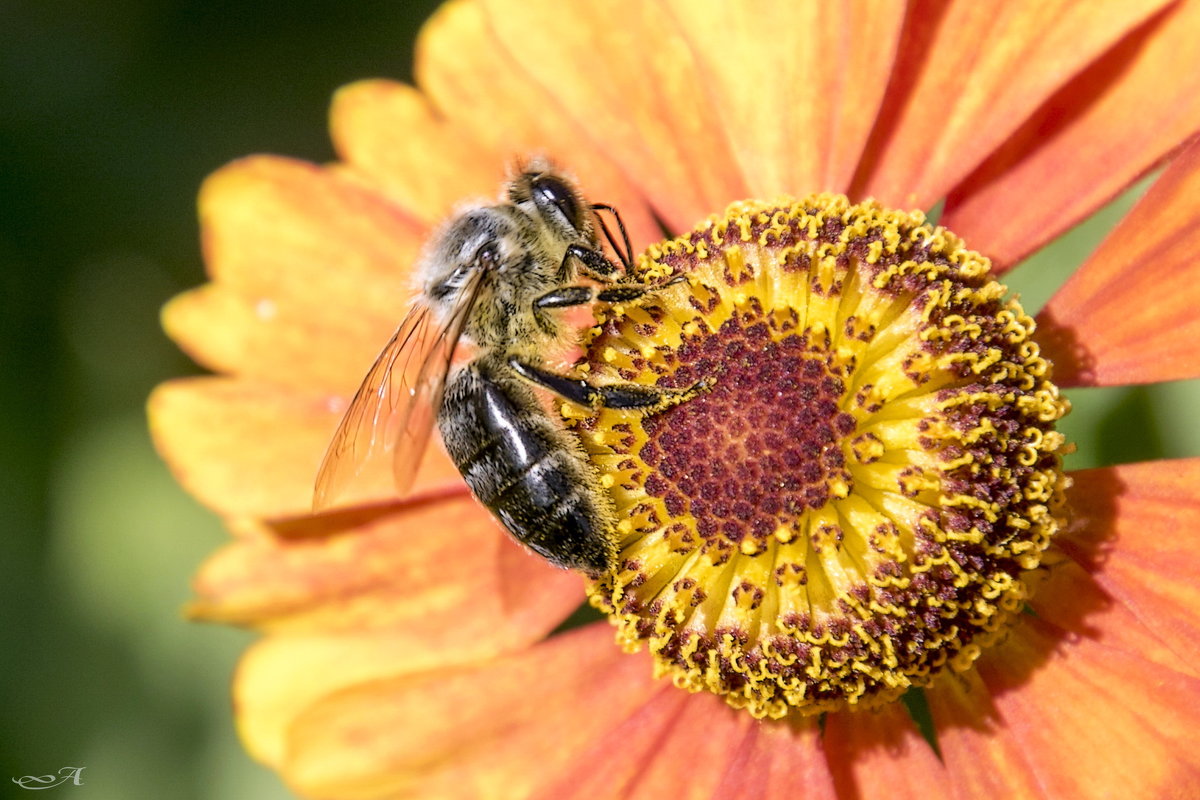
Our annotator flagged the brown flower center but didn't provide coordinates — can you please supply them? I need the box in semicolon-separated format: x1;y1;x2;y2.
568;194;1071;719
639;311;858;557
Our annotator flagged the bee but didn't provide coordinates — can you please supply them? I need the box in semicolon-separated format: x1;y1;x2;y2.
313;159;704;576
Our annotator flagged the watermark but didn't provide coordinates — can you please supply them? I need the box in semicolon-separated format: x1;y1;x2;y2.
12;768;85;790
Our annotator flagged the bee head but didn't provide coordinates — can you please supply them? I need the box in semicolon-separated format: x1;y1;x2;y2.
506;159;593;242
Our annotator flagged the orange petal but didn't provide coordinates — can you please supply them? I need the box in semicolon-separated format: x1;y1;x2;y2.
221;500;585;768
972;618;1200;798
198;155;424;325
149;377;463;516
191;494;582;634
329;79;504;225
925;667;1048;798
1047;461;1200;673
1029;553;1195;677
719;718;838;800
529;688;762;800
942;1;1200;272
659;0;905;197
414;0;663;250
1037;137;1200;385
282;625;663;800
852;0;1173;210
476;0;749;233
823;702;954;799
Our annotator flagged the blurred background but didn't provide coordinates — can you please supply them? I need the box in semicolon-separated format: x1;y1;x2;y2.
0;1;1197;798
1;2;439;797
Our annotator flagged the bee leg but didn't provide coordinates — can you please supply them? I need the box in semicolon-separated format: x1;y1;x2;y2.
535;275;681;312
533;279;685;334
561;243;621;283
590;202;634;271
534;285;595;311
509;358;710;413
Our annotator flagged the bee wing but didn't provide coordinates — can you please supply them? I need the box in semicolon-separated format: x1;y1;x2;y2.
312;271;484;512
389;270;486;496
312;301;439;511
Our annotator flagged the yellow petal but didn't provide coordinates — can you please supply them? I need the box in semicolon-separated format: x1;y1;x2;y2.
853;0;1174;210
191;494;582;633
943;0;1200;271
149;377;463;516
1038;138;1200;385
415;0;664;250
282;625;661;800
219;496;585;767
198;155;424;325
163;284;388;396
330;79;503;225
659;0;905;197
236;629;525;768
172;156;429;400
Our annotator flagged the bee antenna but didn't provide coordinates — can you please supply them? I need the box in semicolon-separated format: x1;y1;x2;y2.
591;203;634;273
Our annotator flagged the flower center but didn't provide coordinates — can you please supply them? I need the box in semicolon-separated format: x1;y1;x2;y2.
568;194;1070;719
639;313;859;556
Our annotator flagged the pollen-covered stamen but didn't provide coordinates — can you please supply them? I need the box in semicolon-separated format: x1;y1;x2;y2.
569;194;1070;719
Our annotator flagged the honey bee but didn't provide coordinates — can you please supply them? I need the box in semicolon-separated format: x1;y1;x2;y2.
313;159;704;576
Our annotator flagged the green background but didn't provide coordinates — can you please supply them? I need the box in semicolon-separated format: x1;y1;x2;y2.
1;2;1196;798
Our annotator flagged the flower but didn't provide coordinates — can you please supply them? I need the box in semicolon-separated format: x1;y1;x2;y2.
576;194;1071;720
150;0;1200;798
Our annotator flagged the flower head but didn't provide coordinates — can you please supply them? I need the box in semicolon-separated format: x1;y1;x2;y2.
152;0;1200;797
578;195;1069;718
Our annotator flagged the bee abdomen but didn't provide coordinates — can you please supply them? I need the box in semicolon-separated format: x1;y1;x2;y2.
439;365;615;575
487;452;611;571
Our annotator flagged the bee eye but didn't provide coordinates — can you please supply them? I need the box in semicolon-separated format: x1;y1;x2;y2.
531;174;581;230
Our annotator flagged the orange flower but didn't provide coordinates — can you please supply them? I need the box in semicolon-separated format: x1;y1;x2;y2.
151;1;1200;797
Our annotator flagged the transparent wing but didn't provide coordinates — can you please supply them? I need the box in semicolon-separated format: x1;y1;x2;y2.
312;301;440;511
390;271;482;495
312;271;485;512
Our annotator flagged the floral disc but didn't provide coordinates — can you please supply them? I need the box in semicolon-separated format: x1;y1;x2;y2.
569;194;1071;719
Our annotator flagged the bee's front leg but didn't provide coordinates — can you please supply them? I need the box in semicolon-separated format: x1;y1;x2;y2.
560;243;622;283
508;358;710;414
589;202;634;271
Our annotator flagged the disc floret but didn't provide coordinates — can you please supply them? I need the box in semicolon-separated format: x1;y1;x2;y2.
569;194;1070;719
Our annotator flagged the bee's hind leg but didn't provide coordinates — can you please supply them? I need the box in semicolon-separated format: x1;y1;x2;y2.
508;358;710;414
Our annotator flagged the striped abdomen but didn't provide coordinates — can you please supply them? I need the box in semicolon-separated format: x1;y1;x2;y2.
438;361;615;575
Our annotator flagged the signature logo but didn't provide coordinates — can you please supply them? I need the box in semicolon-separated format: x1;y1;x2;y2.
11;768;85;790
